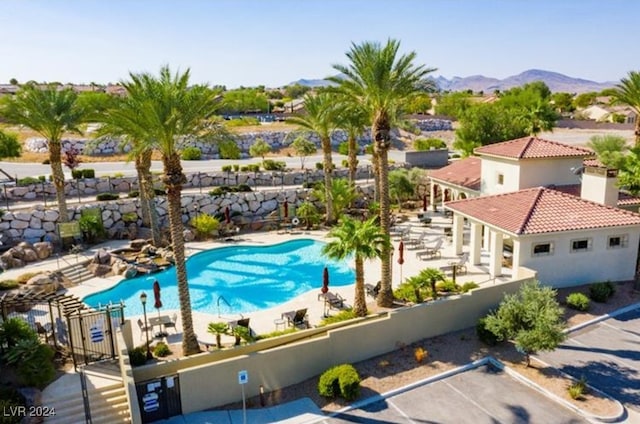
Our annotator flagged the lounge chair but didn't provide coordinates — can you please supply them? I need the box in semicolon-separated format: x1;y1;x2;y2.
318;291;345;309
163;313;178;334
416;238;444;260
365;282;380;298
282;308;309;329
405;232;428;249
228;317;255;338
440;252;470;275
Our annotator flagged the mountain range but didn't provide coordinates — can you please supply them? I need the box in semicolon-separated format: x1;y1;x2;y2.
291;69;618;94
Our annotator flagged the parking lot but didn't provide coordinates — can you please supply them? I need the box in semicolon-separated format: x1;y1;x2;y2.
537;307;640;413
322;364;589;424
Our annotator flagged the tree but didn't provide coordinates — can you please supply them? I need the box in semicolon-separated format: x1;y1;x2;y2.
118;65;220;356
574;92;597;109
288;92;341;224
551;92;575;114
405;268;445;301
312;178;358;221
618;147;640;195
249;137;271;164
335;100;369;187
0;130;22;159
612;71;640;146
330;39;435;307
388;169;414;211
290;135;317;169
9;78;18;85
207;322;228;349
0;84;87;222
483;281;566;366
519;98;557;136
434;91;472;119
323;216;390;316
587;134;629;170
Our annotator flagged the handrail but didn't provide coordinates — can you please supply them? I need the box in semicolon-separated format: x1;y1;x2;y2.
217;295;231;317
78;366;93;424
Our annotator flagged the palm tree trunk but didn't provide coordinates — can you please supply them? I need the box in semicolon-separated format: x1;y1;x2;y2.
322;135;334;225
163;152;200;356
374;119;394;307
371;148;380;204
348;134;358;187
49;139;69;223
137;151;162;246
635;118;640;147
354;256;367;317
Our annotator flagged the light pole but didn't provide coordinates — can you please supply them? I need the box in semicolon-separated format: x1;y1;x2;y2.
139;292;152;360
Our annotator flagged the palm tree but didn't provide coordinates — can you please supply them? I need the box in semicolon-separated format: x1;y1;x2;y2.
330;39;436;307
323;216;390;317
336;101;369;187
0;85;87;222
207;322;228;349
288;92;340;224
98;95;162;246
120;66;221;356
312;178;358;222
612;70;640;146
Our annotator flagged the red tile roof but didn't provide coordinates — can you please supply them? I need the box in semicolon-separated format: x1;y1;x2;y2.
474;136;593;160
445;187;640;235
428;157;481;191
549;184;640;207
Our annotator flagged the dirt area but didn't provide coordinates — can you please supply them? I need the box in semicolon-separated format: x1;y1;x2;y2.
216;280;638;417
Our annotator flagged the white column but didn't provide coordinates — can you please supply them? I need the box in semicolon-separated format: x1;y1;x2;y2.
470;222;482;265
483;226;490;251
453;214;464;255
489;230;503;278
511;239;521;275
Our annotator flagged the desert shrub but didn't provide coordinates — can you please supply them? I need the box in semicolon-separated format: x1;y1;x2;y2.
247;164;260;172
181;146;202;160
218;139;241;159
38;175;46;182
365;144;373;154
315;162;324;170
318;364;360;401
318;309;357;326
153;341;172;357
435;280;459;293
17;176;40;186
71;169;83;179
393;282;420;303
476;316;501;346
96;192;119;201
254;327;297;340
233;164;240;171
566;292;590;311
79;214;105;242
122;212;138;223
337;141;349;155
341;159;349;168
568;376;588;400
240;165;249;172
0;317;38;348
221;165;233;172
209;187;224;196
16;272;40;284
0;388;26;424
460;282;480;293
5;339;55;388
154;188;166;195
414;347;428;363
42;159;50;165
589;281;616;303
263;159;286;171
82;169;95;178
190;214;220;239
128;190;140;198
414;137;446;151
128;346;148;366
236;184;252;192
225;116;260;127
0;279;19;290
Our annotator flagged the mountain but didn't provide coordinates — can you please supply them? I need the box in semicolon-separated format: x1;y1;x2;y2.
291;69;617;93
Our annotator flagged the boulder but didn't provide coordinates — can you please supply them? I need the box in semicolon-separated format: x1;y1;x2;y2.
130;239;147;250
93;248;112;265
87;263;112;277
124;265;138;279
112;260;128;275
25;272;62;294
22;249;39;263
33;242;54;260
7;246;25;260
183;229;195;242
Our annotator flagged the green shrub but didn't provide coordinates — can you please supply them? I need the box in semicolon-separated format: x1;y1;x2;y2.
568;376;588;400
38;175;46;182
154;188;166;195
221;165;233;172
460;282;480;293
71;169;83;179
122;212;138;223
181;146;202;160
393;282;420;303
190;214;220;239
476;316;501;346
218;139;241;159
341;159;349;168
435;280;459;293
337;141;350;155
17;176;40;186
319;309;357;326
79;214;105;242
128;346;148;366
302;181;317;189
315;162;324;170
263;159;286;171
16;272;40;284
589;281;616;303
42;159;50;165
318;364;360;401
254;327;298;340
96;192;119;201
566;292;590;311
0;279;19;290
5;339;55;388
209;187;224;196
128;190;140;198
248;164;260;172
153;341;172;357
365;145;373;154
0;317;38;348
233;164;240;172
414;137;446;151
82;169;95;178
240;165;249;172
225;116;260;127
0;388;26;424
236;184;252;192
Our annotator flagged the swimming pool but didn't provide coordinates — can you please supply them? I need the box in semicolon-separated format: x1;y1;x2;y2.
83;239;354;316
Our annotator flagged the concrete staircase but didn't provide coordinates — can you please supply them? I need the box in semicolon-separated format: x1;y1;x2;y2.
58;260;93;285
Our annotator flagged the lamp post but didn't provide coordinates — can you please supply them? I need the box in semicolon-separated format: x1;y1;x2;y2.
139;292;152;360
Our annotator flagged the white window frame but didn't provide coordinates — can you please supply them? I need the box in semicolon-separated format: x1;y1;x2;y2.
532;241;554;257
570;237;592;253
607;234;629;249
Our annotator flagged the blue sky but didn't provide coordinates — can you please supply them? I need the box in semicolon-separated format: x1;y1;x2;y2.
1;0;638;88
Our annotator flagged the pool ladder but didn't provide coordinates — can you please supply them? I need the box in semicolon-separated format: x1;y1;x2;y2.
217;295;231;317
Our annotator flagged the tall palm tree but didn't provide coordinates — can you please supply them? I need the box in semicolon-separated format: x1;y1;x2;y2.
98;96;162;246
0;85;87;222
120;66;221;356
323;216;389;317
288;92;340;224
330;39;436;306
335;100;369;187
612;70;640;146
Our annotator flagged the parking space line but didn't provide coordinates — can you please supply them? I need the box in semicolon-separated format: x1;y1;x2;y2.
443;380;500;422
564;333;640;372
387;398;417;423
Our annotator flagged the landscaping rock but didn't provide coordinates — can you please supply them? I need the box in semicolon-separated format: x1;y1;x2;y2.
25;272;62;294
33;242;54;260
87;263;112;277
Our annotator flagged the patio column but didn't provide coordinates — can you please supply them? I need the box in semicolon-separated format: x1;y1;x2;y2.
489;230;503;278
511;239;521;275
470;222;482;265
453;214;464;255
430;182;437;212
483;226;490;251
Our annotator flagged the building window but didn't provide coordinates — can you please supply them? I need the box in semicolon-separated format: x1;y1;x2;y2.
608;234;628;249
497;173;504;185
532;242;553;257
570;238;592;253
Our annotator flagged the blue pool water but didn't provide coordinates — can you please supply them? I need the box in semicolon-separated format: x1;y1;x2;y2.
83;239;354;316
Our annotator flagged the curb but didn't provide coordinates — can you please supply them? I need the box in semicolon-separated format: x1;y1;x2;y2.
565;302;640;334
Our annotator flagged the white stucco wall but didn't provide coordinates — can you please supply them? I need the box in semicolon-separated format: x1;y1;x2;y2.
518;158;584;189
517;227;640;287
480;158;520;195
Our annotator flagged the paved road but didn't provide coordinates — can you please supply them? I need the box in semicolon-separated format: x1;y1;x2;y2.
537;306;640;413
322;364;589;424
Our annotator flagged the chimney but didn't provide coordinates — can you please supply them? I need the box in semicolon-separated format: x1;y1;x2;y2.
580;165;619;207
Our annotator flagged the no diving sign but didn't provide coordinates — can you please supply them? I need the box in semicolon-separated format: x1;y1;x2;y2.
238;370;248;385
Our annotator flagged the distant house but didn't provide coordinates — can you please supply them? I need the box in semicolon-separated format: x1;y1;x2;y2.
582;104;637;124
429;136;640;287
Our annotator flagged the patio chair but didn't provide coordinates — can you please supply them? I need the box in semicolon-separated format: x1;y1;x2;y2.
405;232;428;249
228;317;255;337
416;238;444;260
441;252;470;275
137;319;151;340
163;313;178;334
365;281;380;298
282;308;309;329
318;291;345;309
